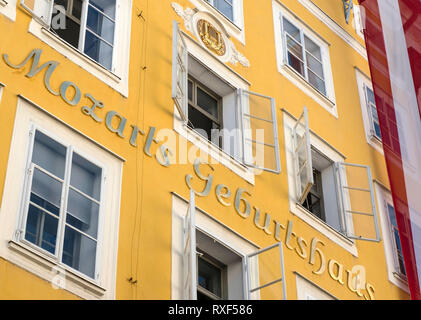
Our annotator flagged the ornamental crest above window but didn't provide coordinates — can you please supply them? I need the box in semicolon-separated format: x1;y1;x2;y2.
171;2;249;67
197;19;226;56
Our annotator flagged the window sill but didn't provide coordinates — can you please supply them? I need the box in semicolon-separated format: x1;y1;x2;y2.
367;134;384;155
27;18;129;98
174;106;255;185
40;27;121;83
293;203;358;256
7;240;106;299
280;64;338;118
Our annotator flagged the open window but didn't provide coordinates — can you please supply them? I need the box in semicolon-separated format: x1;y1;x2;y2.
22;0;119;71
172;20;281;174
182;190;287;300
291;107;380;242
182;189;246;300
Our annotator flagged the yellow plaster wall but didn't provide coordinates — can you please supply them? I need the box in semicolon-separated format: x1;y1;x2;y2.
0;0;409;300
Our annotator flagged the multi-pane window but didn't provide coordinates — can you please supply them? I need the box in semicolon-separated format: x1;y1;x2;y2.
205;0;234;22
291;107;381;242
52;0;116;70
282;18;326;96
364;85;382;140
386;204;406;276
172;22;281;173
197;252;227;300
188;77;223;148
22;129;103;279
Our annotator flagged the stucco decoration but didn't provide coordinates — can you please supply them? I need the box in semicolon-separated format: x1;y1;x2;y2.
171;2;250;67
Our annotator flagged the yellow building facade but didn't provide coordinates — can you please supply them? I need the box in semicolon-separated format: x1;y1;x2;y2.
0;0;411;300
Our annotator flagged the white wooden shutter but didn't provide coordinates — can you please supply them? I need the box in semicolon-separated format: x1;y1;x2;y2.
279;13;287;65
353;5;364;33
21;0;53;26
183;188;197;300
245;242;287;300
238;89;280;173
292;107;314;204
172;20;188;123
363;84;377;138
335;162;381;242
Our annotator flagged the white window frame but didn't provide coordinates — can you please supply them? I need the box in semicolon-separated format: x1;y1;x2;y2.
374;182;409;292
189;0;245;44
283;109;358;256
172;24;281;175
295;272;337;300
0;96;123;299
172;28;261;184
171;192;260;300
352;4;365;40
273;1;337;118
23;0;132;98
355;68;384;154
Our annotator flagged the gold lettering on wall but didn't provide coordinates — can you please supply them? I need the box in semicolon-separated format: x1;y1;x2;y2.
328;259;345;285
182;159;376;299
309;238;326;275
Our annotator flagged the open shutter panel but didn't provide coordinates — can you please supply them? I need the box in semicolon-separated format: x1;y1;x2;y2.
335;163;381;242
353;5;363;33
363;84;376;138
279;13;287;65
292;107;314;204
183;188;197;300
172;20;188;123
245;242;287;300
21;0;53;26
238;89;280;174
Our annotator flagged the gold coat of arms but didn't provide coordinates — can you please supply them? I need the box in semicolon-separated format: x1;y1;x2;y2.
197;19;226;56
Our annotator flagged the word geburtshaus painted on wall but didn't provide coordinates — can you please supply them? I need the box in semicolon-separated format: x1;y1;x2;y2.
186;159;377;300
2;48;376;300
